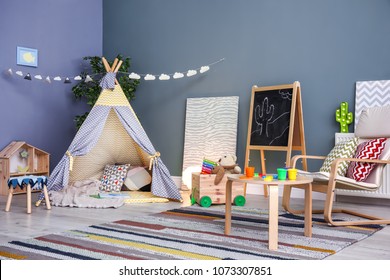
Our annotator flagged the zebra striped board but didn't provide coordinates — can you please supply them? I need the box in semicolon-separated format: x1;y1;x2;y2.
355;80;390;129
182;96;239;172
0;206;382;260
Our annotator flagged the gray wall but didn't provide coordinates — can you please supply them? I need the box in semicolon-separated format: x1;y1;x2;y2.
0;0;102;167
103;0;390;175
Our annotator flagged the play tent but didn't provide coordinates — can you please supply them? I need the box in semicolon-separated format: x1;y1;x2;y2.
39;58;182;201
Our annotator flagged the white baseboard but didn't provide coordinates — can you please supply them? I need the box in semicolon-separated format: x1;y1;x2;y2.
172;176;183;189
172;176;325;200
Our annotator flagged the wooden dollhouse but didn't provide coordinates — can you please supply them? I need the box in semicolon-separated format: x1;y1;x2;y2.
0;141;49;196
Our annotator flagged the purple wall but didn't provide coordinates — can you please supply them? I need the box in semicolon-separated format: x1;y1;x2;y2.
0;0;102;169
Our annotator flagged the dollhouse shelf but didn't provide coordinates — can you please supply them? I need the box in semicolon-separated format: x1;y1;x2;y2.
0;141;50;196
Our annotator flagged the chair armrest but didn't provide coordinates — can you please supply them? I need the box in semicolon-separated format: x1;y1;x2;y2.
328;157;390;181
291;154;326;168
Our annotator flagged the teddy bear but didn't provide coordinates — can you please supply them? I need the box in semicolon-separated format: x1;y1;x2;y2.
212;155;242;185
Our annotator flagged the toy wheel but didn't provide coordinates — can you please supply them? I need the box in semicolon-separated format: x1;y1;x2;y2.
190;194;196;205
234;195;246;206
200;196;212;208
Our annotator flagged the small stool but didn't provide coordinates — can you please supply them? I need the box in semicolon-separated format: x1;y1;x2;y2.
5;175;51;214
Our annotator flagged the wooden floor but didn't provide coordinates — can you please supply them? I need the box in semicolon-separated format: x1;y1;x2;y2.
1;190;390;260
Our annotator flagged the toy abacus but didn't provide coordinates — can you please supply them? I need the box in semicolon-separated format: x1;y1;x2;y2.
201;158;217;174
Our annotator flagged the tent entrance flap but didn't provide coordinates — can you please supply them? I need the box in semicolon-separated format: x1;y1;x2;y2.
69;109;150;184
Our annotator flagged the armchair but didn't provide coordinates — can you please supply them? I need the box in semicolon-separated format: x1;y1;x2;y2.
282;105;390;226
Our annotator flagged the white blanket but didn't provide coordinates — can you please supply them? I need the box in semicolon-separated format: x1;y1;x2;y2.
50;179;124;208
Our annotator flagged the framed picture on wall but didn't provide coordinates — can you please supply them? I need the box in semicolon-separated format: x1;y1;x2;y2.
16;46;38;67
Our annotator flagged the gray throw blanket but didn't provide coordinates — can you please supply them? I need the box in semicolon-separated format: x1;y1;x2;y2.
49;179;124;208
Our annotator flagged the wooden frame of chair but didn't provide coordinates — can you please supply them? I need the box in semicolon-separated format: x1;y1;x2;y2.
282;154;390;226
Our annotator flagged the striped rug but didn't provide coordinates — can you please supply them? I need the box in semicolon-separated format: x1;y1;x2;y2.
0;206;382;260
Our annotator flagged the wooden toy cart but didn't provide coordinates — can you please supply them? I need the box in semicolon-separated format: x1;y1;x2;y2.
191;172;246;207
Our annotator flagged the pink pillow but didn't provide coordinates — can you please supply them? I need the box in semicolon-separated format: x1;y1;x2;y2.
346;138;387;182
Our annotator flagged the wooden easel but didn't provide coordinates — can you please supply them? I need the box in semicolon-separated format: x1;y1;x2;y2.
244;81;307;196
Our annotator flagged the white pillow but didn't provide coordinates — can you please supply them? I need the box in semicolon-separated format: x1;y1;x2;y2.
123;166;152;191
355;105;390;138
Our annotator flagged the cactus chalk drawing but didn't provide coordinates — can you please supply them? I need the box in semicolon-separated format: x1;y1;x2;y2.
335;102;353;133
255;97;275;137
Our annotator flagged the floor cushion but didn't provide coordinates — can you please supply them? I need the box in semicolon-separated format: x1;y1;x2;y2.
100;164;130;192
123;166;152;191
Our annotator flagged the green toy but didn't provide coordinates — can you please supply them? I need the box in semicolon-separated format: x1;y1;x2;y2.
200;196;212;208
335;102;353;133
234;195;246;206
190;188;197;205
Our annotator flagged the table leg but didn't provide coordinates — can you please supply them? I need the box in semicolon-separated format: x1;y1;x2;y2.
43;185;51;210
5;187;14;212
225;180;233;235
304;183;313;237
268;185;279;251
27;184;32;214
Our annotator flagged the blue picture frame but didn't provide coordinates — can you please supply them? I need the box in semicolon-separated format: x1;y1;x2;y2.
17;46;38;67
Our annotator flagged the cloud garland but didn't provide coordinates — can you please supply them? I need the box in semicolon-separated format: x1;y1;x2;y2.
5;58;225;84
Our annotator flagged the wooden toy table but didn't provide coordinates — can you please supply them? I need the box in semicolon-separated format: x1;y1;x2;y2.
224;174;313;251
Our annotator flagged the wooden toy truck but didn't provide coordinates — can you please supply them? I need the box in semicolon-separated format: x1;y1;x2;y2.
191;172;246;207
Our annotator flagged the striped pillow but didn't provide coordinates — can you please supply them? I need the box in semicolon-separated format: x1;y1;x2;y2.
346;138;387;182
319;138;358;176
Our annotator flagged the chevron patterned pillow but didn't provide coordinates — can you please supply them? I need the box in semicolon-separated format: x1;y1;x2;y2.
319;138;358;176
346;138;387;182
100;164;131;192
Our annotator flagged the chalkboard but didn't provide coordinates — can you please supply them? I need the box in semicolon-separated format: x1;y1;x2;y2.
244;82;306;196
249;87;293;147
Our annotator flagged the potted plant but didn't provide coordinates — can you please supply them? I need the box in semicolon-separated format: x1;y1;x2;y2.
72;54;140;129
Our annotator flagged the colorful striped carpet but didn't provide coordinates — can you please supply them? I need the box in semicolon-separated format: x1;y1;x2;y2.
0;206;383;260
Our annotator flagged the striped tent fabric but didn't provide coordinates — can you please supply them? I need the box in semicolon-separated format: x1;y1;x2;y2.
39;78;182;202
99;72;116;90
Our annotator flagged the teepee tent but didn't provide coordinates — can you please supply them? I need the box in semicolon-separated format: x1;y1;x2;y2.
40;58;182;201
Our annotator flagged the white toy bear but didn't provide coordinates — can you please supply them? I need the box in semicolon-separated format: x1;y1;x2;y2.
212;155;241;185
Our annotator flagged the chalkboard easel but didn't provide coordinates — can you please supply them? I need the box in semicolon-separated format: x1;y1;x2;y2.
244;81;307;196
